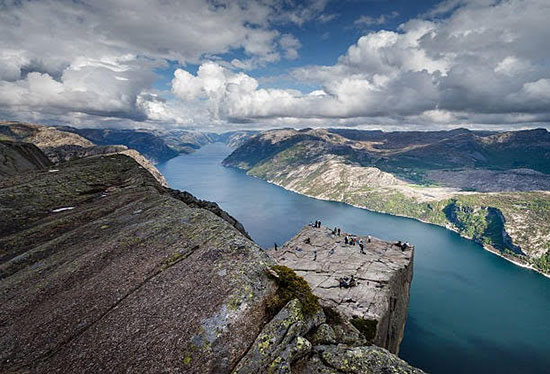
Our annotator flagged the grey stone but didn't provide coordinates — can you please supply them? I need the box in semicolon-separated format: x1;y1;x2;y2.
270;225;414;354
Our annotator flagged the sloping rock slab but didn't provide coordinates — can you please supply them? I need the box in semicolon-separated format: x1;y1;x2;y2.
0;153;276;373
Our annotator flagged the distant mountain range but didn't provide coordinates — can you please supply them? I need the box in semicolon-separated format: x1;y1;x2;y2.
0;121;257;164
223;128;550;276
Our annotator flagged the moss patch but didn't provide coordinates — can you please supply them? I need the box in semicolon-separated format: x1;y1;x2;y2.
350;317;378;341
267;265;319;316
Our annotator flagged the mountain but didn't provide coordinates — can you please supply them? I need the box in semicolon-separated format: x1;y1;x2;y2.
153;129;258;153
223;128;550;275
0;140;422;373
61;127;180;163
0;121;167;186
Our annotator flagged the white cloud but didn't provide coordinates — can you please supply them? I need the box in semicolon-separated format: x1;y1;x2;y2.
279;34;302;60
1;0;549;130
354;11;399;27
171;0;550;129
0;0;312;127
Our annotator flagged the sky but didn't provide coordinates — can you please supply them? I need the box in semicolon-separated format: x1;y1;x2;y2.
1;0;549;132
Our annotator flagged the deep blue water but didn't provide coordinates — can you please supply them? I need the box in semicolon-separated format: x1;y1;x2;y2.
157;143;550;374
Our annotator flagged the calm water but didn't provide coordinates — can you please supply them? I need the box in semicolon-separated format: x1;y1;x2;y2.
157;143;550;374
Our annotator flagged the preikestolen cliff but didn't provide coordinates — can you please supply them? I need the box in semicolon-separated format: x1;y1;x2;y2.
2;0;550;373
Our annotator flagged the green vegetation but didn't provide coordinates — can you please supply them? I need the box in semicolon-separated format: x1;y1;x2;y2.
228;129;550;275
350;317;378;341
267;265;320;316
533;251;550;273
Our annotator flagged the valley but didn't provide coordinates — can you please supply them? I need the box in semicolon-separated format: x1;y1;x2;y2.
223;128;550;275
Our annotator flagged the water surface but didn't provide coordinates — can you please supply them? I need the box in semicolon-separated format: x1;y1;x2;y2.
157;143;550;374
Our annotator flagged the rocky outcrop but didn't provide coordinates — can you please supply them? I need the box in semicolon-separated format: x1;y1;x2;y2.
0;150;278;373
0;140;52;177
233;298;423;374
0;140;423;373
0;121;168;186
270;226;414;354
61;127;179;163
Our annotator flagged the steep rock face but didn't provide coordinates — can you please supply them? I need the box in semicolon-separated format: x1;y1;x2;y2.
233;298;423;374
270;226;414;354
0;152;277;373
0;140;52;177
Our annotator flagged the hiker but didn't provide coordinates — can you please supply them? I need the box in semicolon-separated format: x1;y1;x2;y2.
318;220;322;228
352;238;356;246
339;275;357;289
344;236;348;245
304;237;311;244
339;276;350;289
367;235;371;243
274;242;278;251
313;250;317;261
359;239;365;254
337;228;341;236
333;227;337;235
329;248;334;255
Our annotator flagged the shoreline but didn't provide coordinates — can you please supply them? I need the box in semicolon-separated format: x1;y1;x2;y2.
245;172;550;279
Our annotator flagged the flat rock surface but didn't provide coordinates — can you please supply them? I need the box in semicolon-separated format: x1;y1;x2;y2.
270;225;414;353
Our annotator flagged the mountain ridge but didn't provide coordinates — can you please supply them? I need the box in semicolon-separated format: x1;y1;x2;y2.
223;128;550;276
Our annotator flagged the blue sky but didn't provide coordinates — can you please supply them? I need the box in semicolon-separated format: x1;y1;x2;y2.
1;0;549;131
154;0;443;92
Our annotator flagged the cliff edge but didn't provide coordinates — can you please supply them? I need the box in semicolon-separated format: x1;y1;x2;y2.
0;142;422;373
270;225;413;354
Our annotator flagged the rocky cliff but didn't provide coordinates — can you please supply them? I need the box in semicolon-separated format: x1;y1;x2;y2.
0;121;167;187
223;128;550;276
270;226;414;354
0;140;52;177
0;142;423;373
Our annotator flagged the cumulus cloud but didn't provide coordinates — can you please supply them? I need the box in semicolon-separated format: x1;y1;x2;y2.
172;0;550;128
0;0;312;127
2;0;549;130
354;11;399;28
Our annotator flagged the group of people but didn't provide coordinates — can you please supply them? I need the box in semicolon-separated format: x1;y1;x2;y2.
395;240;412;251
344;234;372;254
312;220;322;228
332;227;342;236
338;275;357;288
